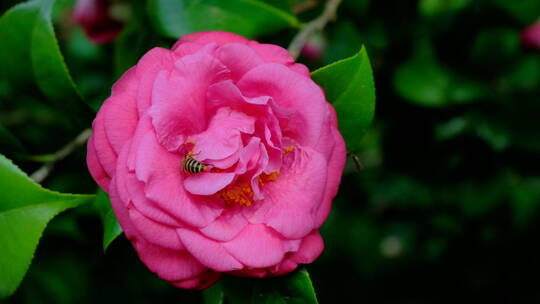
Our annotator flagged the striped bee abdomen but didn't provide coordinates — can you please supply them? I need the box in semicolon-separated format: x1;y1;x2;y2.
182;155;207;174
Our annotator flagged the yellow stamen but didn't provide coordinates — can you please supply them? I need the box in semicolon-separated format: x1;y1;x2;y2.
218;171;280;206
258;170;280;186
217;181;254;206
284;145;294;154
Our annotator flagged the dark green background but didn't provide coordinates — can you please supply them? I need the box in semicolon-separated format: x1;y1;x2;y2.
1;0;539;303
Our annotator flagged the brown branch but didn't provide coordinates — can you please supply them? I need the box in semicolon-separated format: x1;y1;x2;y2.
288;0;342;59
30;129;92;183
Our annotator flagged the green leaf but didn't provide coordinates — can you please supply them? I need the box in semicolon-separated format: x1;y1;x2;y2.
147;0;299;39
0;1;40;85
222;269;318;304
95;189;123;252
492;0;540;25
0;0;94;127
253;269;318;304
0;154;94;298
203;282;225;304
419;0;471;17
393;41;484;107
312;47;376;152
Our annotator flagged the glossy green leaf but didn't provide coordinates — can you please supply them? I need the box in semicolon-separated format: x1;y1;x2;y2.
95;189;123;252
0;0;94;127
147;0;299;39
0;1;40;85
203;282;225;304
0;154;94;298
312;47;376;152
253;269;318;304
222;269;318;304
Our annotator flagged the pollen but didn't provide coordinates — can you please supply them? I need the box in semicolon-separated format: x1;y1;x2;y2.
258;170;280;186
284;145;294;154
217;181;254;206
217;171;280;207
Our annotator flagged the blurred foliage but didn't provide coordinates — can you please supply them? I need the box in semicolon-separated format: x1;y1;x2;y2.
0;0;539;303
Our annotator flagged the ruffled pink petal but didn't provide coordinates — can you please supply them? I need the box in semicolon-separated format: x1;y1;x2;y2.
270;231;324;276
149;52;230;151
135;47;175;115
315;126;346;227
128;207;185;250
263;124;282;174
222;224;285;268
249;143;269;200
270;259;297;276
177;228;243;272
91;108;117;177
116;139;183;226
172;42;205;58
312;104;336;159
171;271;221;290
184;172;236;195
86;136;111;191
133;238;207;282
289;63;311;77
199;210;247;242
134;131;222;228
247;41;294;65
125;171;183;226
249;147;328;239
103;67;139;154
190;107;255;161
289;231;324;264
107;175;138;239
237;63;327;147
207;80;271;110
235;137;261;174
215;43;264;82
176;31;249;48
208;151;241;169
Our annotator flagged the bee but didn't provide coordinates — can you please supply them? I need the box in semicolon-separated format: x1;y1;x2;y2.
181;154;208;174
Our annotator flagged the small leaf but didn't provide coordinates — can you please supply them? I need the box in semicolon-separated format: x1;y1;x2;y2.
419;0;471;17
147;0;299;39
0;0;94;127
312;46;376;152
203;282;225;304
95;189;123;252
222;269;318;304
393;41;484;107
253;269;318;304
0;154;94;298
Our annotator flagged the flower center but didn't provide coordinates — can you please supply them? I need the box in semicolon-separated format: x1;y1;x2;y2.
216;171;280;206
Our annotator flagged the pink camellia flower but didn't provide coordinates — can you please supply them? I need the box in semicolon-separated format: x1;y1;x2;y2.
73;0;123;44
87;31;346;289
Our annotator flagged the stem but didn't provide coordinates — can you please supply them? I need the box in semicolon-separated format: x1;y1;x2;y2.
287;0;342;59
30;129;92;183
